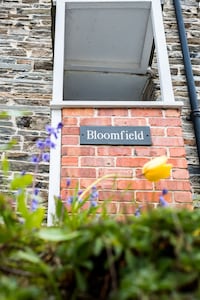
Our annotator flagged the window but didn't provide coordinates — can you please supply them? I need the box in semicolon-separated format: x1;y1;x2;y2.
52;0;182;106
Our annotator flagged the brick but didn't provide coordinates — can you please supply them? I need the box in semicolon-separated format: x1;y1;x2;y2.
134;147;166;157
155;180;191;191
62;146;95;156
61;167;96;178
60;178;78;189
119;203;136;214
117;179;153;190
137;191;173;203
80;117;112;126
172;169;190;179
167;127;183;136
152;137;184;146
164;109;181;117
169;158;188;168
130;108;163;117
114;118;147;126
99;190;135;202
150;127;165;136
98;108;128;116
61;156;78;166
149;117;181;127
80;178;114;190
62;135;79;145
97;146;132;156
62;117;78;126
98;168;134;178
63;108;94;116
102;202;119;214
169;147;186;157
116;157;148;167
174;191;193;203
62;126;79;135
80;157;115;167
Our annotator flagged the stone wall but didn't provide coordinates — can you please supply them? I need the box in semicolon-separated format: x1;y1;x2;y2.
163;0;200;199
0;0;199;206
0;0;52;203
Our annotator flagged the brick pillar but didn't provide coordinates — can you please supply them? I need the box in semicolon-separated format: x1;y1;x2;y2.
61;107;193;214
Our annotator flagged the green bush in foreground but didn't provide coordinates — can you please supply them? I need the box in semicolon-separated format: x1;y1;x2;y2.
1;200;200;300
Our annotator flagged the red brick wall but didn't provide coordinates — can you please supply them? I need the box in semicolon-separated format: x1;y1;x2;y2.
61;107;193;214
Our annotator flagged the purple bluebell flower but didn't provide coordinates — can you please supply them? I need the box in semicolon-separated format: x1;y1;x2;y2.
31;198;38;211
45;138;56;149
134;206;142;217
90;200;98;207
57;122;63;131
89;186;99;200
42;152;50;162
88;186;99;207
45;125;58;139
162;188;168;196
36;140;45;150
66;178;71;187
32;155;40;164
66;196;74;205
78;190;83;195
33;188;39;196
159;195;168;207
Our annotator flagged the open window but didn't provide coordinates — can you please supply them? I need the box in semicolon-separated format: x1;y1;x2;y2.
51;0;182;107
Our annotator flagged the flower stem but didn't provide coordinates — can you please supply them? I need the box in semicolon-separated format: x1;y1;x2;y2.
78;174;117;201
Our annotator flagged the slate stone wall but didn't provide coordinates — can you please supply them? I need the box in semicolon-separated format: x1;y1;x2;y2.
0;0;199;204
0;0;52;203
163;0;200;199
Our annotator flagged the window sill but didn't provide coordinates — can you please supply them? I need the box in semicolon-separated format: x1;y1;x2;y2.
50;100;183;109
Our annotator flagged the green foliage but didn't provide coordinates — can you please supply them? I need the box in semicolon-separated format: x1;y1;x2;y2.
1;202;200;299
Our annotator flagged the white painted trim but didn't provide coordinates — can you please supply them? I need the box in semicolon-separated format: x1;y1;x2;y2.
51;0;65;104
50;100;183;108
151;0;175;104
54;0;151;3
47;109;62;226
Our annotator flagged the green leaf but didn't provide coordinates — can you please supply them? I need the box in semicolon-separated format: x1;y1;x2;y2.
93;237;104;256
25;207;45;229
75;268;87;291
15;249;41;264
0;139;17;151
16;191;29;218
37;228;80;242
10;174;33;190
1;155;9;174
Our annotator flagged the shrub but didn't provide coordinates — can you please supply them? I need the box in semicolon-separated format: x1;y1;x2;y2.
1;203;200;299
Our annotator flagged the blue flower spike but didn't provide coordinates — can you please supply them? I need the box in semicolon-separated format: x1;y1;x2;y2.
89;186;99;208
66;178;71;187
134;206;142;217
159;196;168;207
162;188;168;196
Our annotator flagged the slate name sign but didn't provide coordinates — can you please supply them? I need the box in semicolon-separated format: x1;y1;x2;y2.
80;126;152;145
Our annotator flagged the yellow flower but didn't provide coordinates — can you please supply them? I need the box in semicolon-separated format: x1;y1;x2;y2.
142;156;173;182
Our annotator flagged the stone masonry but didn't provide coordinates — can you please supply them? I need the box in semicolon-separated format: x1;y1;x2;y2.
0;0;199;207
0;0;52;204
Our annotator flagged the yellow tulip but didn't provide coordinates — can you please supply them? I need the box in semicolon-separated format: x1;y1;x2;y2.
142;156;173;182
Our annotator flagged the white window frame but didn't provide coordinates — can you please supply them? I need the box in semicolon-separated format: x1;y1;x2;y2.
51;0;183;108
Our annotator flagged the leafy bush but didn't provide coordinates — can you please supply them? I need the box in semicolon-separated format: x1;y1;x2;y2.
1;203;200;300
